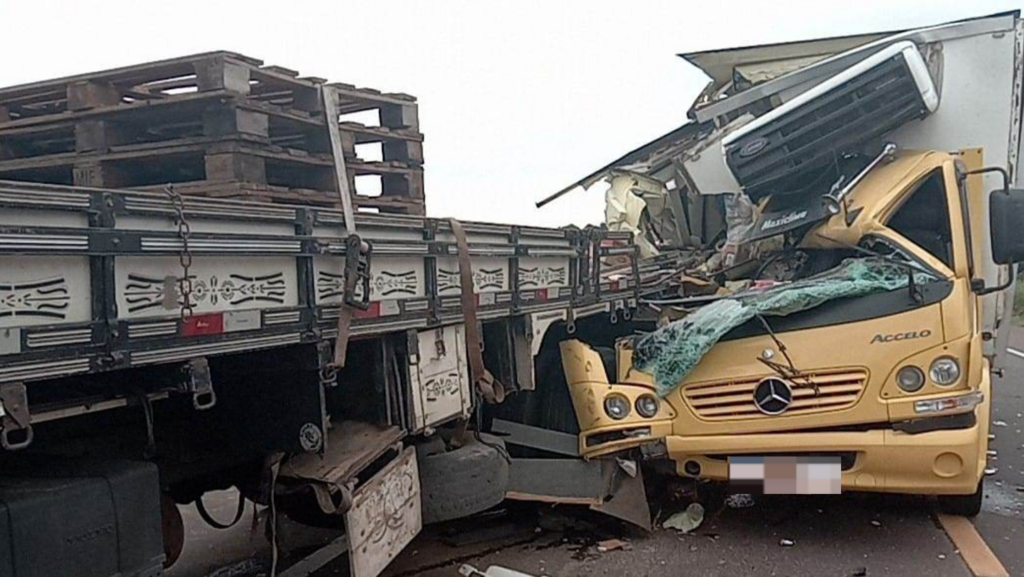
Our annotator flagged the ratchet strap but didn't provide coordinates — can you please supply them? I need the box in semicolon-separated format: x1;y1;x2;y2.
449;219;505;404
333;236;371;367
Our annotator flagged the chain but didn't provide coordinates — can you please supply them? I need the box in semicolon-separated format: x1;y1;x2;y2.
163;185;195;320
319;363;338;388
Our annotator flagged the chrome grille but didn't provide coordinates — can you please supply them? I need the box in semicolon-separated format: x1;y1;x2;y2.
682;370;868;420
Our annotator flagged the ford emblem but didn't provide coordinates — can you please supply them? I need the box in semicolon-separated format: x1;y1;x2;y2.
739;137;769;158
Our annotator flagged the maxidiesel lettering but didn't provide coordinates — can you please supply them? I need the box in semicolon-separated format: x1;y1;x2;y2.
870;329;932;344
761;210;808;231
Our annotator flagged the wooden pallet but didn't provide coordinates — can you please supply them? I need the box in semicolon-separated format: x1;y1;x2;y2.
132;180;426;215
0;52;426;213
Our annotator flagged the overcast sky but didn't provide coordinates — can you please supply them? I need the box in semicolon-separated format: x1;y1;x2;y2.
3;1;1015;226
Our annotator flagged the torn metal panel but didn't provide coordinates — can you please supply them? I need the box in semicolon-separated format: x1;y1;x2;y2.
491;418;579;457
506;457;617;505
679;31;888;91
678;114;751;196
591;467;652;531
605;170;678;257
689;11;1017;123
505;456;653;529
536;122;705;209
734;55;832;85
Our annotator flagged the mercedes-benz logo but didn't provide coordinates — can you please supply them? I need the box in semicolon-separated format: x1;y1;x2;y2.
753;377;794;415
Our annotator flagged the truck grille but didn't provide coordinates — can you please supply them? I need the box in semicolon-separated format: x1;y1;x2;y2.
682;370;868;420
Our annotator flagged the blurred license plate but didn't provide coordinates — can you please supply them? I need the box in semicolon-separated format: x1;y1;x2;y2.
728;456;841;494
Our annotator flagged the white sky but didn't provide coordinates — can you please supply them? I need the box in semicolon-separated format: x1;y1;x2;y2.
2;1;1016;227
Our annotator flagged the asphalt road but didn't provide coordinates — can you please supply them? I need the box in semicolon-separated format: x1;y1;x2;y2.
170;329;1024;577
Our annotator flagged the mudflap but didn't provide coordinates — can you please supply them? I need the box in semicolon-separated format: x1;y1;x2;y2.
345;446;422;577
277;446;422;577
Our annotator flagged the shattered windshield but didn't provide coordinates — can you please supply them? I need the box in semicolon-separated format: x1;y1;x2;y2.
633;256;940;397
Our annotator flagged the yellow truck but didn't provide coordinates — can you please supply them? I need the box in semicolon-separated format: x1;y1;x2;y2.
534;11;1024;517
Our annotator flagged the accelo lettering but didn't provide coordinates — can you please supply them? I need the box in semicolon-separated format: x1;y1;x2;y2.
870;329;932;344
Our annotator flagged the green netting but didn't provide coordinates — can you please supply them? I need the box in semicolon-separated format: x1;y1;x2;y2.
633;258;937;397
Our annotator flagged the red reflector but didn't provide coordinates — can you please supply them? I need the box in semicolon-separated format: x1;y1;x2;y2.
354;302;381;319
534;290;549;302
181;313;224;336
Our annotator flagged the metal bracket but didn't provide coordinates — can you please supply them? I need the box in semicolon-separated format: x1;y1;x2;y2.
0;382;33;450
182;358;216;410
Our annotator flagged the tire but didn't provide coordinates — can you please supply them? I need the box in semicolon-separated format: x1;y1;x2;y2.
938;480;984;517
417;433;510;524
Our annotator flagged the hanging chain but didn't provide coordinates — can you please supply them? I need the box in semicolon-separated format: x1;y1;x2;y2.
319;363;338;388
163;185;195;320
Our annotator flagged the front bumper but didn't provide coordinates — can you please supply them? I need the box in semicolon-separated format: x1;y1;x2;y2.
665;420;984;495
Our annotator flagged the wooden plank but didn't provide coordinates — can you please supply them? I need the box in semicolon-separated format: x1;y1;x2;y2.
321;86;356;234
0;52;256;100
280;420;404;485
936;513;1009;577
0;90;231;132
67;80;121;111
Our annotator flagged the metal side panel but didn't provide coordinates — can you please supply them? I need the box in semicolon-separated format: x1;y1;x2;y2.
114;255;299;320
888;26;1019;348
408;324;472;432
0;255;91;329
436;255;510;297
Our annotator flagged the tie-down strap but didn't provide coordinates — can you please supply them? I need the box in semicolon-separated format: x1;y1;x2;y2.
448;218;505;404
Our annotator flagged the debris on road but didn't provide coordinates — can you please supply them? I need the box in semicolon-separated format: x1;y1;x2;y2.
596;538;629;552
870;520;882;527
663;503;705;533
726;494;756;509
460;564;536;577
780;539;796;547
994;420;1008;427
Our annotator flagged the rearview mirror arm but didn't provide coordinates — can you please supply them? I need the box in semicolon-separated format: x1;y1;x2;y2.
962;166;1013;295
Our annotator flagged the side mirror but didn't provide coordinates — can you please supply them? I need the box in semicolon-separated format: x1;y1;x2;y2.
990;188;1024;264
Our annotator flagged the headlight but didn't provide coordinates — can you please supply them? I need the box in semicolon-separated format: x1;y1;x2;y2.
896;366;925;392
635;395;659;418
604;395;630;420
929;357;960;386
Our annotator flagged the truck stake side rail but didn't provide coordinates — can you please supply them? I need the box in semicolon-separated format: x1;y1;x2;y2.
0;179;639;388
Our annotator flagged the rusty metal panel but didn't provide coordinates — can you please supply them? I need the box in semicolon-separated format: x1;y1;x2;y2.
346;446;421;577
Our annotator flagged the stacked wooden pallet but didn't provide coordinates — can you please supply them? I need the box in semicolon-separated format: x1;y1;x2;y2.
0;51;425;215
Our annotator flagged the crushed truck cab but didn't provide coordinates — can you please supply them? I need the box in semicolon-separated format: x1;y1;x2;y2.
563;148;1005;509
542;12;1024;518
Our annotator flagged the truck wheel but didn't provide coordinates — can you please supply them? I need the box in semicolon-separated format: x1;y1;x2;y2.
417;433;509;524
938;480;984;517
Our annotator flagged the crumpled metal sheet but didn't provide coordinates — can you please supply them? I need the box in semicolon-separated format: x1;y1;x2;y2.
604;170;680;259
